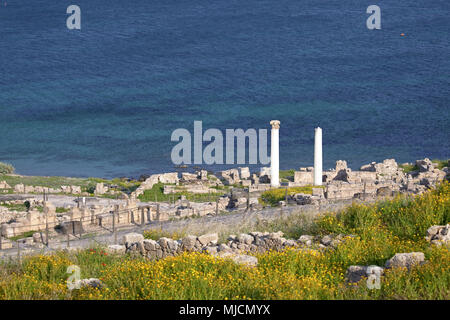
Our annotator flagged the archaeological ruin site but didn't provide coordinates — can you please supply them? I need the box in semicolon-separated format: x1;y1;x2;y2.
0;122;448;256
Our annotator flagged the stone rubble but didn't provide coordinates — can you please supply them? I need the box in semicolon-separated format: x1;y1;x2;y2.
425;224;450;246
0;157;447;246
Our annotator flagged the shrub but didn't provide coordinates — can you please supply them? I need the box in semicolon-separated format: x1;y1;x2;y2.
0;162;15;174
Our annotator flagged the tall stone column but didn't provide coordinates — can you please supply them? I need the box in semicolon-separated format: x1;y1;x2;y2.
270;120;280;187
314;127;323;186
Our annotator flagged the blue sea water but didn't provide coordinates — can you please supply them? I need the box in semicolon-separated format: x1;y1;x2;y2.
0;0;449;178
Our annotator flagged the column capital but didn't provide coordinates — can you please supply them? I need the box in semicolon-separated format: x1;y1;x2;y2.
270;120;280;129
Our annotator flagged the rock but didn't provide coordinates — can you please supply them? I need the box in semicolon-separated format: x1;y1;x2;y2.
218;252;258;267
143;239;158;251
121;233;144;246
94;183;108;195
197;233;219;246
312;188;324;198
320;235;333;246
158;172;179;184
231;254;258;267
298;235;314;244
204;246;218;255
14;184;25;193
218;243;232;252
385;252;425;270
32;232;43;243
416;158;433;172
376;186;392;197
107;244;126;254
78;278;104;289
294;193;312;205
346;265;384;284
284;239;297;247
181;235;197;250
181;172;198;181
269;231;283;239
238;233;254;245
426;224;450;245
346;265;367;283
0;181;11;189
60;221;84;235
138;174;150;182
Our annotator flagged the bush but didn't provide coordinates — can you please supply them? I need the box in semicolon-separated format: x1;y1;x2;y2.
0;162;15;174
316;181;450;241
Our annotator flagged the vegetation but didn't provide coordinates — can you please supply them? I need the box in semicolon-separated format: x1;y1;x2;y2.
56;207;70;214
138;183;223;203
143;229;187;241
399;159;448;173
398;163;418;173
0;182;448;300
279;169;295;182
0;174;141;196
0;203;43;213
9;231;38;242
0;162;15;174
259;185;324;206
431;159;448;170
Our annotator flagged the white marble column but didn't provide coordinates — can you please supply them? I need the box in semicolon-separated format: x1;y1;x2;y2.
270;120;280;187
314;127;323;186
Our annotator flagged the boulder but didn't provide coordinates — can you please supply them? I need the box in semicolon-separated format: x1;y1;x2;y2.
181;235;197;250
121;232;144;246
197;233;219;246
346;265;384;284
218;251;258;267
60;221;84;235
77;278;104;289
238;233;254;245
298;235;313;246
416;158;433;172
385;252;425;270
204;246;218;255
425;224;450;245
143;239;158;251
320;235;333;246
107;244;126;254
376;186;392;197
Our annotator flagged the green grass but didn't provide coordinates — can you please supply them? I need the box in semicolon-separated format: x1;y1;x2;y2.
432;159;448;170
0;174;141;196
9;230;38;241
279;169;295;182
138;182;224;203
0;175;92;189
399;159;448;173
55;207;70;214
398;163;418;173
259;185;324;206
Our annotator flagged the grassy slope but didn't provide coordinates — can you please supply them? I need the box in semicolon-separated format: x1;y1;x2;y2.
0;175;140;195
138;182;223;203
0;182;448;300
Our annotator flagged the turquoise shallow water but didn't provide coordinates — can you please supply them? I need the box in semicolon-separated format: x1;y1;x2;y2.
0;0;449;178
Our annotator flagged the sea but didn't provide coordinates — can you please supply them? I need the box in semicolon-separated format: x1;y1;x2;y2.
0;0;449;178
